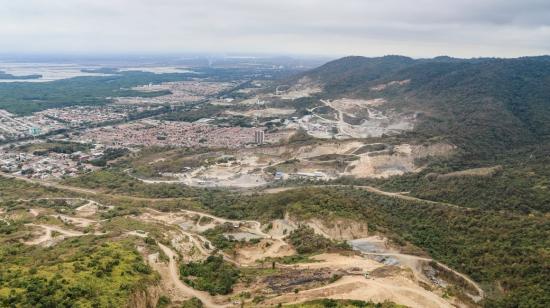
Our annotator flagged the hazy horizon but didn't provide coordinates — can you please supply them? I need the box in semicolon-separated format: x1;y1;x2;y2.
2;0;550;59
1;52;550;65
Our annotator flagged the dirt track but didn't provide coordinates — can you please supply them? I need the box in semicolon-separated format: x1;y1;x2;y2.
265;275;454;308
1;172;98;195
24;223;85;245
359;252;484;300
156;243;230;308
259;184;463;209
3;172;482;305
0;171;186;202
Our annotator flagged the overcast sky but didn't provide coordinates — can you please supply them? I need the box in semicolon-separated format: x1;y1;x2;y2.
1;0;550;58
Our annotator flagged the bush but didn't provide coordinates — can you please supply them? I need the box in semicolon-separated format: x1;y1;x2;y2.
286;225;350;254
179;255;240;295
181;297;204;308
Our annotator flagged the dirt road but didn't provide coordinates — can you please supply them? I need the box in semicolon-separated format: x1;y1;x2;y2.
157;243;231;308
178;209;267;238
259;184;462;209
4;170;454;210
265;275;454;308
0;172;186;202
24;223;85;245
1;172;98;195
360;252;484;300
142;209;270;265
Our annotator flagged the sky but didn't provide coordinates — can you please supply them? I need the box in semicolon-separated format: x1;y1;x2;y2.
1;0;550;58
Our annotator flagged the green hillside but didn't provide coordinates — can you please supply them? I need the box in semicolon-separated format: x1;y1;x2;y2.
298;56;550;156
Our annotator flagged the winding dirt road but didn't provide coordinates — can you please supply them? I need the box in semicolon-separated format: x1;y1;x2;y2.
0;172;185;202
259;184;463;209
266;275;455;308
157;243;231;308
360;252;484;301
3;170;481;304
24;223;85;245
178;209;267;238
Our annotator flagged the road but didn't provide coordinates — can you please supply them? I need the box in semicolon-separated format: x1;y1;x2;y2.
360;252;484;301
24;223;85;245
178;209;267;237
143;208;267;265
319;99;358;138
0;171;187;202
157;243;231;308
2;171;460;209
3;169;479;301
0;171;98;195
259;184;463;209
265;275;455;308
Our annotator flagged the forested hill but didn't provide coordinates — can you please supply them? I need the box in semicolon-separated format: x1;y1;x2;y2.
298;56;550;157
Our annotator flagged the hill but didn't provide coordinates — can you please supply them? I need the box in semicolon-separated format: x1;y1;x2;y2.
293;56;550;157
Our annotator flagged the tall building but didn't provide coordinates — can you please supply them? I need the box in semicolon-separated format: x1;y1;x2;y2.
29;127;41;136
254;130;265;145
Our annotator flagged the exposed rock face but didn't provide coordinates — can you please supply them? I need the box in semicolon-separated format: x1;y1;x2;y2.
305;218;369;241
263;268;344;293
268;217;298;238
346;142;456;178
268;213;369;241
127;284;162;308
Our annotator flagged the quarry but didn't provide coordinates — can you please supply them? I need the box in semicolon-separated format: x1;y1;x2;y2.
129;139;455;188
3;53;542;308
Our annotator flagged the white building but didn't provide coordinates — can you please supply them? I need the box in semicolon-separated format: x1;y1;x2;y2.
254;130;265;145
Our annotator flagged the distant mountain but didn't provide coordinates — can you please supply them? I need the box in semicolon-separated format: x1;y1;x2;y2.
298;55;414;95
296;56;550;157
0;70;42;80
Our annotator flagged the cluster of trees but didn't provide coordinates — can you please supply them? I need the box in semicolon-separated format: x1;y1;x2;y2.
0;176;60;201
0;70;192;115
286;225;350;254
331;143;550;214
63;169;204;198
202;223;240;251
20;141;92;156
0;219;17;235
89;148;130;167
0;239;157;307
179;255;240;295
181;297;204;308
194;186;549;306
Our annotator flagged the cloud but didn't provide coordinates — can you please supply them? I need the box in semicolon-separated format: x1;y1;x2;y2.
0;0;549;57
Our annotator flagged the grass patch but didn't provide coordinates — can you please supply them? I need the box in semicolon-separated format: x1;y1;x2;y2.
286;225;351;254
